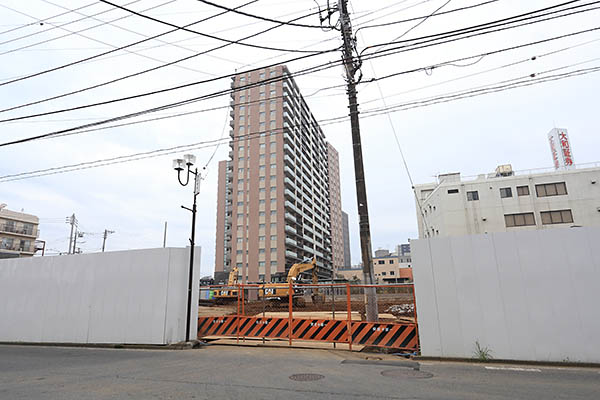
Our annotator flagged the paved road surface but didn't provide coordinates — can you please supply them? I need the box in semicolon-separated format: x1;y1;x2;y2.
0;344;598;399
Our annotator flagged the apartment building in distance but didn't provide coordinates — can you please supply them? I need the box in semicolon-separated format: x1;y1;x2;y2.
214;65;342;283
341;211;351;268
0;206;39;258
414;162;600;238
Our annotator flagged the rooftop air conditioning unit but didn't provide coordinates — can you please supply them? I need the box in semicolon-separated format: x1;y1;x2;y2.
495;164;514;177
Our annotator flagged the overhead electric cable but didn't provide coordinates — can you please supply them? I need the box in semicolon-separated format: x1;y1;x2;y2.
0;8;335;114
0;0;260;90
355;0;498;31
193;0;330;28
2;0;213;77
362;0;592;53
98;0;326;53
0;1;98;37
0;0;143;51
3;63;599;183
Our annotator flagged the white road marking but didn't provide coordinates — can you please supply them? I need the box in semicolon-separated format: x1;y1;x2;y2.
485;366;541;372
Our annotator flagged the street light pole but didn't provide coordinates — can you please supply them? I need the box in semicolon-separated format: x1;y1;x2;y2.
173;154;201;343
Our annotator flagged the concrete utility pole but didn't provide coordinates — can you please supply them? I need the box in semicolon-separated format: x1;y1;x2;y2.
337;0;378;321
163;221;167;248
66;214;76;254
102;229;115;252
73;230;83;254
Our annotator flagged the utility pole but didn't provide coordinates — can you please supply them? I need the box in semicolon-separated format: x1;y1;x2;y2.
66;214;77;254
102;229;115;252
163;221;167;248
73;230;83;254
337;0;378;321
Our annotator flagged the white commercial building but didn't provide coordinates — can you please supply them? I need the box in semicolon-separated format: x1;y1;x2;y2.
414;162;600;238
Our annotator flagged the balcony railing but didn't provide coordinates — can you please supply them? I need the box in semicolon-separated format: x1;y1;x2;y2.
0;224;37;237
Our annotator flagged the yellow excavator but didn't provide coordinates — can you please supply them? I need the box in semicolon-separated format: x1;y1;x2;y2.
258;258;324;306
213;266;239;304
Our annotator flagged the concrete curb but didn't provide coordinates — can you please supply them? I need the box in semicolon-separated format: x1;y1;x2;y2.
412;356;600;369
0;341;206;351
341;359;420;370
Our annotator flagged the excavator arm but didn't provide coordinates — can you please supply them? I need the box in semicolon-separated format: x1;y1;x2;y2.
286;258;317;283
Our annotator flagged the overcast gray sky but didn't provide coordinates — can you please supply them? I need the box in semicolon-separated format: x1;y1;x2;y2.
1;0;599;276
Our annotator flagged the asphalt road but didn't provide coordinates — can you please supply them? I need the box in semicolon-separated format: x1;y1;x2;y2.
0;344;598;399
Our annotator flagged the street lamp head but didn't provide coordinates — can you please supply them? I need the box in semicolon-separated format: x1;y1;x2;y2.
172;158;185;171
183;154;196;166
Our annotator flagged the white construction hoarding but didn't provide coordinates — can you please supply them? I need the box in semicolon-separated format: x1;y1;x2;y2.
0;247;200;344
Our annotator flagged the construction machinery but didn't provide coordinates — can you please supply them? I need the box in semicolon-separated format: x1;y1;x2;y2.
258;258;324;306
213;267;239;304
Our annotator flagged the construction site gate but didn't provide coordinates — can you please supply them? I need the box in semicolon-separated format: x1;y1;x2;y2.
198;283;419;352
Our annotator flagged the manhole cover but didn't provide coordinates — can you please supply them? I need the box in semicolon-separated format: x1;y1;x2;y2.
381;369;433;379
289;373;325;382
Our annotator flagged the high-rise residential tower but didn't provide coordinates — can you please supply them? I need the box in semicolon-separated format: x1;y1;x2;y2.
327;143;344;273
214;65;341;283
342;211;351;268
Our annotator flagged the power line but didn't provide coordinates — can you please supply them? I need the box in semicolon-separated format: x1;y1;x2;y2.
4;0;213;77
0;8;334;114
361;0;595;54
354;0;499;31
99;0;326;53
0;1;144;52
3;22;599;149
2;61;599;183
0;1;104;42
193;0;332;29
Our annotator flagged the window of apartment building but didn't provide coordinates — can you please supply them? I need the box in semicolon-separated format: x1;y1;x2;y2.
237;201;244;206
236;250;243;254
447;189;459;194
382;272;386;276
536;182;567;197
270;70;276;77
270;89;276;96
239;77;245;84
270;110;276;120
270;99;276;108
259;166;266;174
517;185;530;196
237;225;243;231
259;211;266;217
239;95;245;103
259;236;265;241
504;212;535;227
270;121;276;129
259;249;265;254
389;259;394;264
259;262;266;269
270;199;277;205
271;247;277;253
260;92;265;99
270;142;277;152
390;271;395;276
259;122;266;131
270;235;277;241
259;188;266;193
237;168;244;173
259;143;266;150
259;111;266;121
259;72;265;79
239;126;245;134
270;187;276;193
541;209;573;225
237;238;243;243
500;187;512;198
467;190;479;201
1;237;14;249
271;210;276;216
378;260;385;264
239;105;245;114
270;223;276;230
270;163;276;170
270;261;277;266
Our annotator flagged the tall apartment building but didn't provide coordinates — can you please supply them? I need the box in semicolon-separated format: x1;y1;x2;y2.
327;143;344;273
414;163;600;238
342;211;351;268
0;207;39;258
214;65;341;283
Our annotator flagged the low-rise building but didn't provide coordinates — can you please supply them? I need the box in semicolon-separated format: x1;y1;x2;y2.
414;162;600;238
0;207;39;258
336;247;413;283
